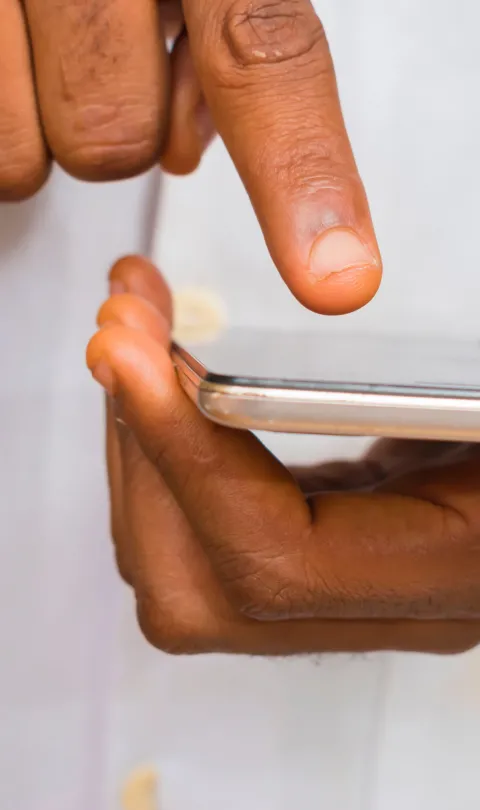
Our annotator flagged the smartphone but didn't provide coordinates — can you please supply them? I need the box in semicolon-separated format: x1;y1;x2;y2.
171;327;480;441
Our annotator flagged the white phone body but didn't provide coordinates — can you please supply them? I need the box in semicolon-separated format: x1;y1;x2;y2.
172;328;480;441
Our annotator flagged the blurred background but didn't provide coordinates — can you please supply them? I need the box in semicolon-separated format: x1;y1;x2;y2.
2;0;480;808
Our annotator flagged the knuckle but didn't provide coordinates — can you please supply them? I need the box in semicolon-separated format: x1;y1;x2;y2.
219;547;305;620
222;0;325;68
53;102;163;180
136;592;213;656
266;137;359;198
241;121;360;212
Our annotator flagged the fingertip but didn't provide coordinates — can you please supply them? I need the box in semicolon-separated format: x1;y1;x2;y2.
109;255;173;324
96;293;171;345
289;226;383;315
160;99;216;176
87;323;175;395
160;128;203;176
296;264;383;315
109;254;155;280
86;323;124;376
160;33;214;177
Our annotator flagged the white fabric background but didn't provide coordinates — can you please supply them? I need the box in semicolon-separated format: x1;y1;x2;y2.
1;1;480;808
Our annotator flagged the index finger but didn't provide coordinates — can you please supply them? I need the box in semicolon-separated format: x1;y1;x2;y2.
183;0;382;314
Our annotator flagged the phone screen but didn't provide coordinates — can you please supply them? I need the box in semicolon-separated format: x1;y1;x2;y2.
179;328;480;398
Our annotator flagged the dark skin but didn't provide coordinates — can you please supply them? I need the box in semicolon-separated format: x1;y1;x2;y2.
1;0;380;314
86;257;480;656
7;0;477;654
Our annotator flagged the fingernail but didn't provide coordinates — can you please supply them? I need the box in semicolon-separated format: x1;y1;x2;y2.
109;279;126;296
195;98;215;150
309;229;377;281
91;360;116;397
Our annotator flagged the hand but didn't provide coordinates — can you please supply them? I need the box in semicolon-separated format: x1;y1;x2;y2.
3;0;380;314
85;256;480;656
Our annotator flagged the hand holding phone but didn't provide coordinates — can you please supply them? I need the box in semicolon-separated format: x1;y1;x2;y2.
86;256;480;656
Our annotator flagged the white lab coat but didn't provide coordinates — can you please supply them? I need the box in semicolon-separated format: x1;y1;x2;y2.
1;1;480;808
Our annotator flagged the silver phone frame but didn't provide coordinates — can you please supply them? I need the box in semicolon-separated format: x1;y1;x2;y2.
172;344;480;441
149;171;480;442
